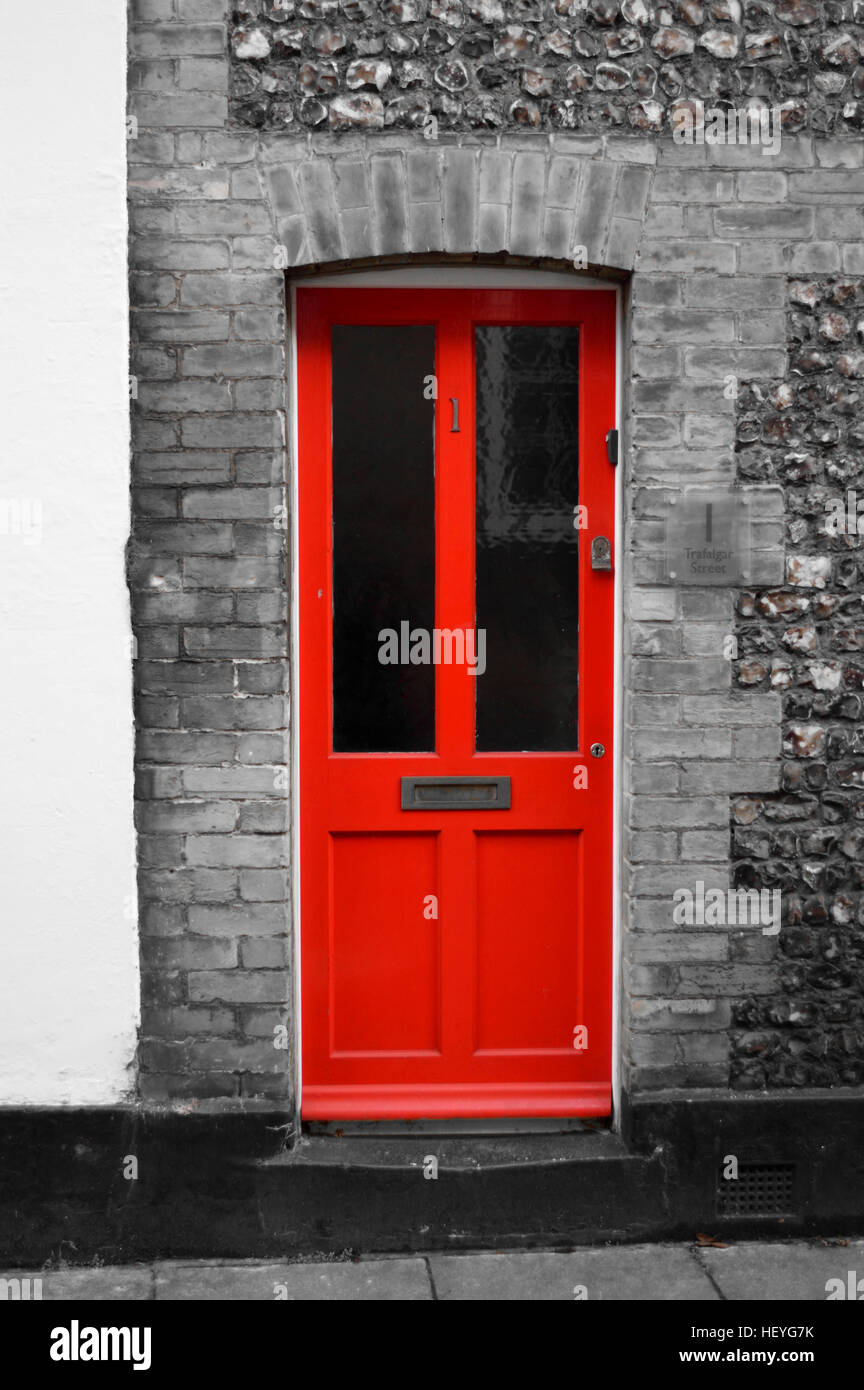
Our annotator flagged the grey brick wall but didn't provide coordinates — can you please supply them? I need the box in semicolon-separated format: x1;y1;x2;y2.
128;0;864;1109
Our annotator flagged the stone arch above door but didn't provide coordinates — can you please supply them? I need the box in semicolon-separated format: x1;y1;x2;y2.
263;143;652;275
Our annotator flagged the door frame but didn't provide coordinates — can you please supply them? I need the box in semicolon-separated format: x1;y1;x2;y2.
287;266;624;1128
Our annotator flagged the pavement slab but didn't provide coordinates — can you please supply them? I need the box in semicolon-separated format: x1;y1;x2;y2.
429;1246;718;1300
1;1267;154;1300
700;1239;864;1302
153;1257;431;1300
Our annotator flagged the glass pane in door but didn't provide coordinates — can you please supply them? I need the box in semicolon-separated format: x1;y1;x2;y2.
475;324;581;752
331;324;436;753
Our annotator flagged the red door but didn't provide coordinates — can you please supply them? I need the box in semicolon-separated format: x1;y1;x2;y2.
297;287;616;1120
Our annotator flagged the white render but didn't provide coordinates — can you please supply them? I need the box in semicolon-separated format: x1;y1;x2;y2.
0;2;138;1102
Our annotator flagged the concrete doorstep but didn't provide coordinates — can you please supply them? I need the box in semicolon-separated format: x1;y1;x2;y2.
4;1238;861;1301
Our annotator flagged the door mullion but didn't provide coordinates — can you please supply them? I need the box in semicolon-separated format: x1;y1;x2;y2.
439;821;475;1065
436;309;475;763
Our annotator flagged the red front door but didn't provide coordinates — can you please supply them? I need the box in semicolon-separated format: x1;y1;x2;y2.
297;286;616;1120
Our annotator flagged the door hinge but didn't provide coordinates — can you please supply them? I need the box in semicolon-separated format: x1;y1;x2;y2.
606;428;618;466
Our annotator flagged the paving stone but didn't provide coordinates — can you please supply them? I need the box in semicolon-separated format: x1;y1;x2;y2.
701;1240;864;1301
2;1267;153;1299
429;1246;718;1300
154;1257;431;1299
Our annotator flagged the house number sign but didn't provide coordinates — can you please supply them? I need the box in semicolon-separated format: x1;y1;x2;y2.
664;487;752;586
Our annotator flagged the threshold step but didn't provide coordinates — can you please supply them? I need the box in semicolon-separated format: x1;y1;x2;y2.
264;1129;646;1173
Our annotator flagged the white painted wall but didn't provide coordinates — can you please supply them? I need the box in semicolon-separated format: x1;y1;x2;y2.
0;3;138;1103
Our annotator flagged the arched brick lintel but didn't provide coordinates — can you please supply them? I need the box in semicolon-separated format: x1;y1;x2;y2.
264;146;652;276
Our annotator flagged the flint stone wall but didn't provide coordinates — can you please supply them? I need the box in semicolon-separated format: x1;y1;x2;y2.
222;0;864;134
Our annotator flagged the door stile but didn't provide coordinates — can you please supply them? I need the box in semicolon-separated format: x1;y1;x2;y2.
577;298;615;1064
297;293;330;1073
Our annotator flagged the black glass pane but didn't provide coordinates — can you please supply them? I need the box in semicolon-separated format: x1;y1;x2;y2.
475;325;580;751
332;325;435;752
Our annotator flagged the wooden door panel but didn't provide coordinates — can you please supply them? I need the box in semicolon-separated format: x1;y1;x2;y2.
330;832;441;1057
474;831;583;1056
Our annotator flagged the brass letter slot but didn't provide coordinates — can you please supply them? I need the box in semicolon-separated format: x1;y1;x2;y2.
401;776;511;810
